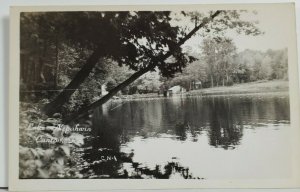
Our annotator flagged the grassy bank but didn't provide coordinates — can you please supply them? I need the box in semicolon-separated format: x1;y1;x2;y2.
108;80;289;102
189;80;288;96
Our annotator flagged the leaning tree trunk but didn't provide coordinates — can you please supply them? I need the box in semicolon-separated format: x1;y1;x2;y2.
43;48;103;116
64;64;155;122
45;10;222;118
64;10;223;123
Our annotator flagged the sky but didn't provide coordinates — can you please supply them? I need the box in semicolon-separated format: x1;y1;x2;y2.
184;7;291;53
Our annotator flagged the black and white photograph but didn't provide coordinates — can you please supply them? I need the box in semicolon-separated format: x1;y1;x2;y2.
8;3;300;191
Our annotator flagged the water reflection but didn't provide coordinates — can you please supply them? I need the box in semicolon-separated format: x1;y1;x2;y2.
82;93;290;179
207;97;243;149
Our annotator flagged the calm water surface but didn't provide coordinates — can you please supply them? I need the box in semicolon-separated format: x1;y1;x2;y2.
82;93;291;179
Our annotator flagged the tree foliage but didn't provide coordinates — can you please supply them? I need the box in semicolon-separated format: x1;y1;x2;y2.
161;39;288;90
20;10;263;117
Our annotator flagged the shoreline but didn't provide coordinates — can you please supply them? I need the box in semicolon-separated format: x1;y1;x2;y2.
107;80;289;102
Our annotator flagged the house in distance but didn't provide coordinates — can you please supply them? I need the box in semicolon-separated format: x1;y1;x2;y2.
168;85;186;96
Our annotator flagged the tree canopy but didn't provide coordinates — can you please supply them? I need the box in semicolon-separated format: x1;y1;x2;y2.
20;10;263;119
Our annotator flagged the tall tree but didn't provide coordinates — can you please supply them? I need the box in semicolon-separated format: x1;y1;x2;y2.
21;10;262;118
201;38;238;87
64;10;262;122
41;11;191;115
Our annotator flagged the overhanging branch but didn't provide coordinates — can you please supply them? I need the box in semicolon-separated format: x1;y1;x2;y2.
65;10;223;123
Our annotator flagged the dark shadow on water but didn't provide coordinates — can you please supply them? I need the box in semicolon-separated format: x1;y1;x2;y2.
207;97;243;149
80;94;290;178
82;147;202;179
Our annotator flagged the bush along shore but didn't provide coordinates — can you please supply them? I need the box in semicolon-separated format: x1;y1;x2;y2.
19;101;139;179
19;101;92;179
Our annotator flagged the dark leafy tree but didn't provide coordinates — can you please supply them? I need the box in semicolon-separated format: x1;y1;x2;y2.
20;10;262;120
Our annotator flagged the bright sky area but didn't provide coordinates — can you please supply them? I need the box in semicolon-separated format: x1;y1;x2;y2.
184;6;290;52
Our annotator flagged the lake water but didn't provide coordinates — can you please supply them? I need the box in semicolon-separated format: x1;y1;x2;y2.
82;93;291;179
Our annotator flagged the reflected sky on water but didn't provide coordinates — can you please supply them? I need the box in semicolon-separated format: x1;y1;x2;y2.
83;93;291;179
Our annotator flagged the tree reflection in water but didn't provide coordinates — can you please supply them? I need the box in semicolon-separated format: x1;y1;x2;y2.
80;94;289;179
81;104;202;179
208;97;243;149
82;147;200;179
